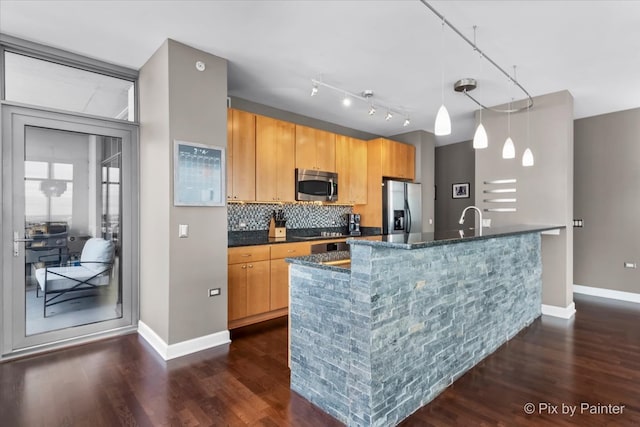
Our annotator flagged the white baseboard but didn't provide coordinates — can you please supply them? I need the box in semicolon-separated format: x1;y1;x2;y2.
573;284;640;304
541;302;576;319
138;320;230;361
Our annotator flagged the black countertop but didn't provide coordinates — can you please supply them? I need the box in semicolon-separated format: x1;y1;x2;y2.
228;227;381;248
286;224;564;273
348;224;565;250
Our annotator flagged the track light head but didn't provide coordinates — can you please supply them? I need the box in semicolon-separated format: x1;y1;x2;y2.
310;84;318;96
385;111;393;121
403;117;410;127
368;105;376;116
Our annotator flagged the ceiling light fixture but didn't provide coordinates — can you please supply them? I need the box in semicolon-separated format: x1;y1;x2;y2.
309;80;408;125
522;93;534;167
502;80;516;160
403;117;411;127
434;17;451;136
471;27;488;150
342;94;352;107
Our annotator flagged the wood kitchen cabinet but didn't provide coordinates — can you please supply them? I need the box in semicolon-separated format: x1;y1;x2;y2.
256;116;295;202
227;108;256;201
295;125;336;172
336;135;368;204
270;242;311;310
227;246;271;324
380;138;415;181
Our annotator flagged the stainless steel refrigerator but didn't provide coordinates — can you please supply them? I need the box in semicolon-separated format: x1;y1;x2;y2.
382;180;422;235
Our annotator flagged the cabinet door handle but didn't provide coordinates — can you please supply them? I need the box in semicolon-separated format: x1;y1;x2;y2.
287;250;296;253
241;265;247;269
248;264;253;268
241;254;251;257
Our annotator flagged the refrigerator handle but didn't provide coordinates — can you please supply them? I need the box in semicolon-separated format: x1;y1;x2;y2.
405;199;411;233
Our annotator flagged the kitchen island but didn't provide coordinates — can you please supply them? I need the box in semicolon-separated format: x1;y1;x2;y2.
287;225;563;427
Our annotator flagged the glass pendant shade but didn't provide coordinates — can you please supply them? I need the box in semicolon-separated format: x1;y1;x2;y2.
473;123;488;149
502;137;515;159
522;148;534;167
434;104;451;136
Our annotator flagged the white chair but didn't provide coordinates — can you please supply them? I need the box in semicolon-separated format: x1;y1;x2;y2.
35;237;115;317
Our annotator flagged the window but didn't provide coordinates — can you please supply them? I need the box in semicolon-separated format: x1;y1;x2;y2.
24;160;74;224
4;51;135;121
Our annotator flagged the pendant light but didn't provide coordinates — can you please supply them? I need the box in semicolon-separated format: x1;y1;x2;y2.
522;148;534;166
434;17;451;136
472;27;488;149
502;97;515;158
522;91;534;166
502;67;516;159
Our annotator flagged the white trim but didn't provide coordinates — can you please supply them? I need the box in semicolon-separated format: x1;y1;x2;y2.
573;284;640;304
541;302;576;319
138;321;230;360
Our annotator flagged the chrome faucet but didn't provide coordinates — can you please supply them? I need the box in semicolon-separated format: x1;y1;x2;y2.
458;206;483;236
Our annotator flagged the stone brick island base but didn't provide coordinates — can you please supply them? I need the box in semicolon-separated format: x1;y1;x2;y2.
288;230;546;427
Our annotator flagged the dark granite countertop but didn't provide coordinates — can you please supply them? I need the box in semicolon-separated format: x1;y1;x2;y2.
348;224;565;250
285;224;564;272
228;227;381;248
286;250;351;273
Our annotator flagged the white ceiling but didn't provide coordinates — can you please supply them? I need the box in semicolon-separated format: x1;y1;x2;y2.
2;1;640;145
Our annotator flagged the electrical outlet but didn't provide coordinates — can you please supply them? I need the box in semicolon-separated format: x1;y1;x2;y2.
208;288;221;297
573;219;584;228
623;262;637;269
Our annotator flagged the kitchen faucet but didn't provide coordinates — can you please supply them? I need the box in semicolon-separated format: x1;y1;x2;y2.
458;206;483;236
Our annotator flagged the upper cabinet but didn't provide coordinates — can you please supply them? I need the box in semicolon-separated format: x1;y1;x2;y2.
380;138;415;181
336;135;367;204
295;125;336;172
227;109;256;201
256;115;295;202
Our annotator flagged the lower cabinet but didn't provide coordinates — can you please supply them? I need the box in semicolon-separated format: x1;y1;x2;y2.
227;242;310;329
269;242;311;311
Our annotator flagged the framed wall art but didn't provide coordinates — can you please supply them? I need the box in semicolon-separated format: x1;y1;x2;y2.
452;182;470;199
174;140;225;206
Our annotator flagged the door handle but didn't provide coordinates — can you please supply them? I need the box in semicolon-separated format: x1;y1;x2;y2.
13;231;34;256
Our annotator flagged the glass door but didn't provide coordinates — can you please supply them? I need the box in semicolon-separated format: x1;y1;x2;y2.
2;105;138;354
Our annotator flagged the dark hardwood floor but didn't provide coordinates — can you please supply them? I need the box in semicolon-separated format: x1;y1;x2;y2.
1;293;639;426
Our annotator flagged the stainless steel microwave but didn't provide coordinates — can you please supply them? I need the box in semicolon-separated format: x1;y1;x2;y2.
295;169;338;202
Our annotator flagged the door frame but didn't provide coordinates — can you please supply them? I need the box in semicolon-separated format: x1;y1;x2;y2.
1;103;139;358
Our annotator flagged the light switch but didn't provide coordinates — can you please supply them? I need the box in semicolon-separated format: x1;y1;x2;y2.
179;224;189;238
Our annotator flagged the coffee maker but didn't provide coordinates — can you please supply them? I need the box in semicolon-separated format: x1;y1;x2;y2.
348;213;361;236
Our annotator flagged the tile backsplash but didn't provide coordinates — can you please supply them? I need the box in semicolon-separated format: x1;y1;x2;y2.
228;203;352;231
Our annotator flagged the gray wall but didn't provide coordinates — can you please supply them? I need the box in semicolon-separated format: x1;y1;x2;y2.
139;39;228;345
390;130;436;233
475;91;574;308
434;140;475;231
574;108;640;293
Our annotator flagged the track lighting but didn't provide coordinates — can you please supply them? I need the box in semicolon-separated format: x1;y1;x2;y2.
309;79;407;126
434;17;451;136
403;117;410;127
